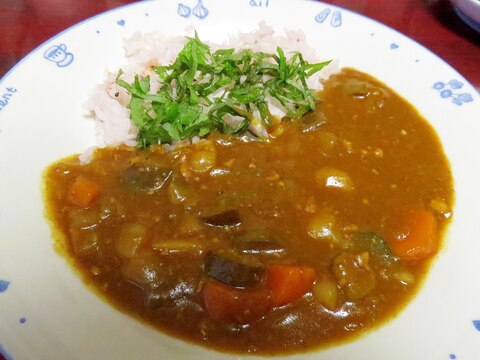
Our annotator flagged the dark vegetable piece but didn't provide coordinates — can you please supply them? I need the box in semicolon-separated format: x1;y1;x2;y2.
298;110;327;133
204;252;265;288
70;229;102;258
343;79;369;99
233;231;285;255
353;232;393;258
122;165;172;193
200;209;241;227
203;280;271;324
122;253;200;310
145;280;198;310
332;251;376;301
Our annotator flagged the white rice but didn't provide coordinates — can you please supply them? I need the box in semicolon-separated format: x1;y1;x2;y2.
82;22;339;160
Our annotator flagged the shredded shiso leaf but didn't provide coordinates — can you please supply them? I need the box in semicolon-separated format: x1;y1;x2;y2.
116;33;331;148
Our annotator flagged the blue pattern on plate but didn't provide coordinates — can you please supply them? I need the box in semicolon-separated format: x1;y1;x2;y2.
178;0;209;19
177;3;191;18
117;19;126;26
43;44;74;68
315;8;342;27
0;344;14;360
331;10;342;27
433;80;473;105
449;354;456;359
19;318;26;324
473;320;480;331
390;43;399;49
250;0;269;7
192;0;209;19
315;8;330;23
0;280;10;293
0;88;17;113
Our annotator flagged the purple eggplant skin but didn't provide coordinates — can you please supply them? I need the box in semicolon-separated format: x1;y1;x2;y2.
204;251;265;288
200;209;241;227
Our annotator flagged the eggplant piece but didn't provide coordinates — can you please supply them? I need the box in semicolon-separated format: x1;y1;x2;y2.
299;110;327;133
200;209;241;228
204;252;265;288
233;231;285;255
122;252;201;310
145;281;199;310
122;164;172;193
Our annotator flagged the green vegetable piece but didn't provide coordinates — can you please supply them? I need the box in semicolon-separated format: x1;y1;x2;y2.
352;232;395;261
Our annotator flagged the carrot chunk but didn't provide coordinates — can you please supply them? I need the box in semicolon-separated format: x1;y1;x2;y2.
203;281;270;324
68;175;101;208
389;208;438;261
266;265;316;307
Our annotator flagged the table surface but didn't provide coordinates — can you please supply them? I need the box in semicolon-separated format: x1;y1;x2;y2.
0;0;478;359
1;0;479;89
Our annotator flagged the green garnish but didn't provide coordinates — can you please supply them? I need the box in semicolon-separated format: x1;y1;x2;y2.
117;33;331;148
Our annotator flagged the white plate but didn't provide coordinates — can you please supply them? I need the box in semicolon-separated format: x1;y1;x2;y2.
1;1;480;359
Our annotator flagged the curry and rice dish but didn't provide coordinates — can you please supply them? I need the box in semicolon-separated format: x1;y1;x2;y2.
43;28;453;354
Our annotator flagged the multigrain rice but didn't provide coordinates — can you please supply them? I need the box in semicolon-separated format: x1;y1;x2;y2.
82;22;338;162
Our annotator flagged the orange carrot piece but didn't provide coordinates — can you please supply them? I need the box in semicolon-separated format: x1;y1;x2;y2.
68;175;101;208
203;280;271;324
390;208;438;261
266;265;316;307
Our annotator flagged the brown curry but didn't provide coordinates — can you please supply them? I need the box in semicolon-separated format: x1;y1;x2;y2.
43;68;453;354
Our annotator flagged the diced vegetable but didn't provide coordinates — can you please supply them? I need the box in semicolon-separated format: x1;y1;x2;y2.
122;252;199;310
354;232;392;255
429;198;451;218
205;252;265;288
332;251;376;301
151;238;204;254
266;265;316;307
233;231;285;255
168;177;198;205
68;175;100;208
351;232;394;264
177;214;204;235
68;209;103;230
116;223;148;259
200;209;241;228
69;229;101;258
394;270;415;285
316;131;338;156
389;208;438;261
189;150;216;173
313;277;338;310
307;211;338;242
122;253;165;290
315;167;354;191
203;280;271;324
145;278;197;310
122;165;172;193
343;79;368;99
299;110;327;133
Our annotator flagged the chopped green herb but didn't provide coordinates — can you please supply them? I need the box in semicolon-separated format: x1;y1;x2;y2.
117;33;331;147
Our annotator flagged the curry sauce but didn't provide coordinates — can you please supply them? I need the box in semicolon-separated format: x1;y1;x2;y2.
43;69;453;354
